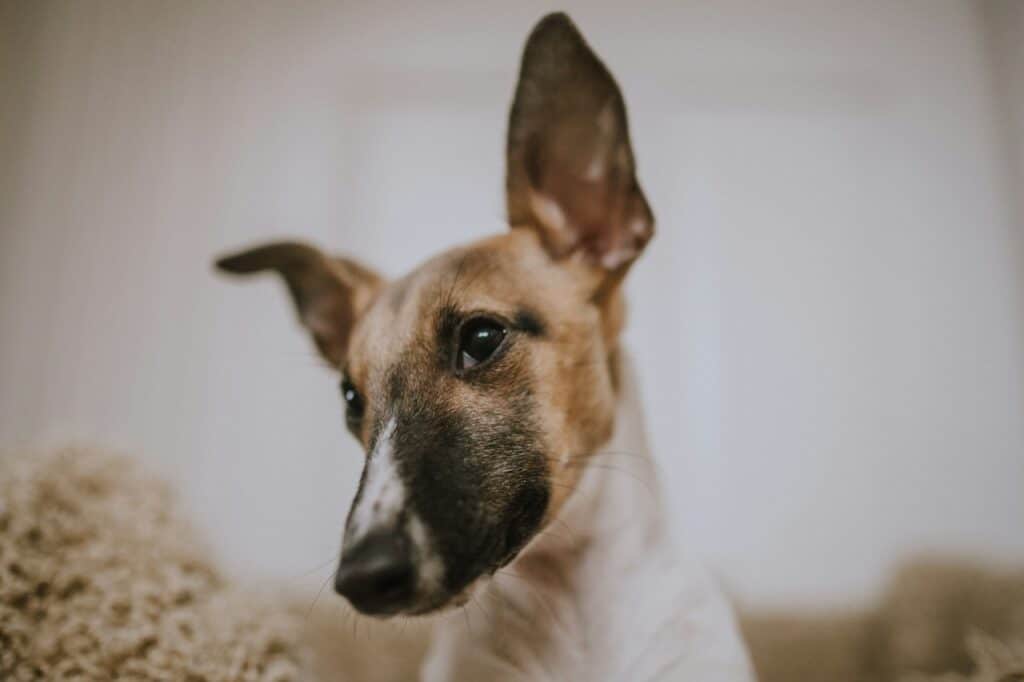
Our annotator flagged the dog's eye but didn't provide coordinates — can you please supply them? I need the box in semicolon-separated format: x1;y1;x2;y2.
458;318;508;371
340;377;365;420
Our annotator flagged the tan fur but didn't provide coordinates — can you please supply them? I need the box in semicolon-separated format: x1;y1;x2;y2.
214;16;653;582
343;228;619;524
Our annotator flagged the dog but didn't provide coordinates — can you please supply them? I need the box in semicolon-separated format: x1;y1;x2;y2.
216;13;753;681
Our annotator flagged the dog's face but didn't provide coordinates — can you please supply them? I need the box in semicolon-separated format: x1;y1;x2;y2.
216;13;653;617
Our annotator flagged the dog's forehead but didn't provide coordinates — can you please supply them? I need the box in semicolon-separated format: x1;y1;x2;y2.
346;230;572;380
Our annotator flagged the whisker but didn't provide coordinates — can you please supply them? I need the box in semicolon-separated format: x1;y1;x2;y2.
462;602;475;638
481;586;558;679
534;527;573;546
495;570;566;633
306;566;338;621
470;593;492;630
566;462;656;496
286;554;339;582
549;517;580;546
547;481;578;493
482;583;524;623
547;448;661;497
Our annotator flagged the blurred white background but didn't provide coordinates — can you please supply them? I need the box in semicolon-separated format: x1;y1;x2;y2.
2;1;1022;610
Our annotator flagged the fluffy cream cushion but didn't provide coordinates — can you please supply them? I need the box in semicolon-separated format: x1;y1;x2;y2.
742;562;1024;682
0;447;310;681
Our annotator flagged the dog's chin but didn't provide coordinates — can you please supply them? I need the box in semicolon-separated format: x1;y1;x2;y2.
397;585;479;618
349;586;463;619
401;593;458;617
349;540;538;619
346;597;441;619
376;568;504;618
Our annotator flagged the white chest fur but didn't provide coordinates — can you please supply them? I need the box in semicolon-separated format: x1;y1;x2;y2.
421;351;754;682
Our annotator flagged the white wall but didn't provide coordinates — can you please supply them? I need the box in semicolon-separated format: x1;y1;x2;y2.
2;0;1022;609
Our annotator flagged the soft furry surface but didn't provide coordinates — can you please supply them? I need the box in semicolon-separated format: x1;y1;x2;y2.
0;447;311;681
742;561;1024;682
1;446;1021;681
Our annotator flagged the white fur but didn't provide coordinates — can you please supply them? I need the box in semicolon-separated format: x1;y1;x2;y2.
408;514;445;593
421;350;754;681
347;417;443;597
346;417;403;544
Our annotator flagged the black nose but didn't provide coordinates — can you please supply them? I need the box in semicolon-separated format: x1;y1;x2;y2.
334;532;416;615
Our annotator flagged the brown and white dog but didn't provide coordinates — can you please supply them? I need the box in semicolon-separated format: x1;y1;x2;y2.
217;13;753;681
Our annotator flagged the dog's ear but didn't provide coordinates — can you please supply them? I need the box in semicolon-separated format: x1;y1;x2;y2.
506;13;653;282
215;241;382;367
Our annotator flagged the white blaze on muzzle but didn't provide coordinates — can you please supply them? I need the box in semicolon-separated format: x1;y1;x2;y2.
345;417;441;588
346;417;404;546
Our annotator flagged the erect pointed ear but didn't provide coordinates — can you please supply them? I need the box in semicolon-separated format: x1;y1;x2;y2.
215;241;382;367
506;13;654;281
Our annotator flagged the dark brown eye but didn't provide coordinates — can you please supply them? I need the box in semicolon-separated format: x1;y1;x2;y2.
457;318;507;371
340;377;364;420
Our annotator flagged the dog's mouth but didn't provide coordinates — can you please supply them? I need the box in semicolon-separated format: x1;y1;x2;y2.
334;558;497;618
333;515;544;618
392;561;518;617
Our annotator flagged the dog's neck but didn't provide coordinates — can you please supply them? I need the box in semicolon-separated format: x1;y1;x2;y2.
422;348;751;682
520;346;667;571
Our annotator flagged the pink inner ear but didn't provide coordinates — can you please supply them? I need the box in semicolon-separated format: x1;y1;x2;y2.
527;140;653;270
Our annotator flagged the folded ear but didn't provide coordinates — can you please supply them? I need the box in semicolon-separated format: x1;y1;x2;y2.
215;241;382;367
506;13;654;279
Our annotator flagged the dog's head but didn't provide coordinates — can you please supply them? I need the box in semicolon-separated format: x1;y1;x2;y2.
216;13;652;617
